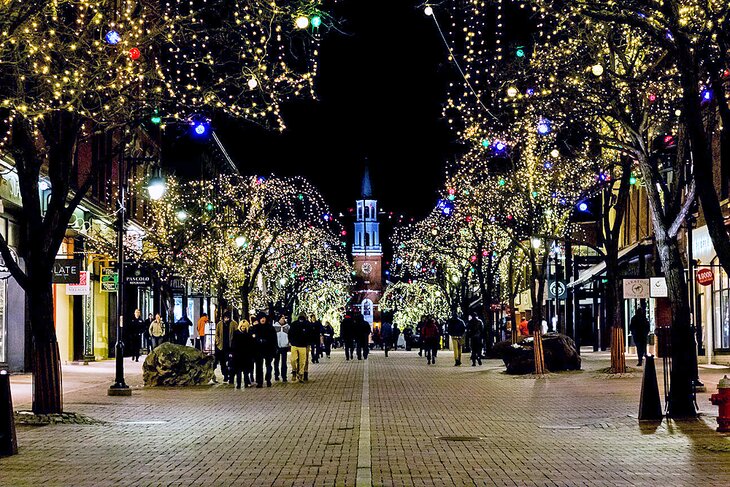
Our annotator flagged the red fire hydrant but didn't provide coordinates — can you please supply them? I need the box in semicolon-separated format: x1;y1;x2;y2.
709;375;730;433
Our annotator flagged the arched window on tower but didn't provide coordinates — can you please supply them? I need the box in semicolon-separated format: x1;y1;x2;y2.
369;205;375;220
364;205;370;219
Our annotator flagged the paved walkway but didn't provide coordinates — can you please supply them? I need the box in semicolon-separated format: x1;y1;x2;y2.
2;351;730;486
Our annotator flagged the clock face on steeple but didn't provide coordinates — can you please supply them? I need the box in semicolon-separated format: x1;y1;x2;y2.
361;262;373;275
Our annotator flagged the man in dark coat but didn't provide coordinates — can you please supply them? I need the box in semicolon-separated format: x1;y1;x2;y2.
174;314;192;346
355;313;371;360
231;320;254;389
381;318;393;357
127;309;145;362
467;315;483;366
322;322;335;358
448;314;466;366
629;306;650;366
340;313;356;361
251;312;277;387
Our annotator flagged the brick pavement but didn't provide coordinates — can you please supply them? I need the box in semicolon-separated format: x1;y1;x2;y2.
1;350;729;486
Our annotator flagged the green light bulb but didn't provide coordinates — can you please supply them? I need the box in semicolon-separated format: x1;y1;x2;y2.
498;178;506;186
205;203;214;211
516;48;525;58
311;16;322;28
630;175;637;185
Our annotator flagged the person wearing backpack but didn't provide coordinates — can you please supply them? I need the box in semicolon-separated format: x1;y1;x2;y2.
273;315;290;382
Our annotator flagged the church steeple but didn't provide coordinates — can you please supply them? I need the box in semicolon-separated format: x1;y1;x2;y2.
361;162;373;199
353;163;382;256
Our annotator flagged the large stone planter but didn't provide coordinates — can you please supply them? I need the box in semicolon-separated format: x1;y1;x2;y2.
143;343;214;386
493;333;581;374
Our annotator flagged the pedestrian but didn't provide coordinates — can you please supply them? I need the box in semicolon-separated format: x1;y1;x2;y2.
448;314;466;366
467;315;483;366
518;316;530;337
340;313;356;360
381;316;393;357
417;316;426;357
251;311;277;388
273;315;290;382
393;324;401;350
214;311;236;384
127;309;144;362
231;319;255;389
196;313;209;351
310;315;322;364
422;317;440;365
322;321;334;358
174;314;192;346
148;313;165;350
143;313;153;351
629;305;650;366
289;314;310;383
355;313;371;360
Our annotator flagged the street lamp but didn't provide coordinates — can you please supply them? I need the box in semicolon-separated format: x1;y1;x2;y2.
531;237;542;249
109;159;165;397
147;176;167;201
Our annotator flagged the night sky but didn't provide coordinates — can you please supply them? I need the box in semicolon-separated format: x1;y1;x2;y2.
214;1;456;219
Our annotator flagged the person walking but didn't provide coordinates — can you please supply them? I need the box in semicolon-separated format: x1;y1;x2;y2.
273;315;290;382
448;314;466;366
340;313;356;361
196;313;209;351
355;313;371;360
231;319;255;389
422;317;440;365
143;313;154;352
393;324;401;350
127;309;144;362
289;314;310;383
629;306;650;366
251;312;277;388
322;321;335;358
467;315;483;366
381;317;393;357
310;316;323;364
215;311;236;383
148;313;165;350
174;314;192;346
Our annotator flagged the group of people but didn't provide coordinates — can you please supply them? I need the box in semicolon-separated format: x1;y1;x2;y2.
410;314;486;366
213;311;335;389
126;309;176;361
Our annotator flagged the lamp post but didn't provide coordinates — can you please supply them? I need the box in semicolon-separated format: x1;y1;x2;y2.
108;156;165;397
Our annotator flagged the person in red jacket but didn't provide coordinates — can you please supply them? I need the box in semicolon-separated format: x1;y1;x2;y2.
421;317;441;365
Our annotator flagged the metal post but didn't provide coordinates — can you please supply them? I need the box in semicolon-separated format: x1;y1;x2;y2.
109;151;131;396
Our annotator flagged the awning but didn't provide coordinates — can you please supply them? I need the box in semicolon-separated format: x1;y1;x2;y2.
568;239;652;289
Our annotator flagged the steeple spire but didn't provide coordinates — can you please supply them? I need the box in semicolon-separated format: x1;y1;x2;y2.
361;161;373;199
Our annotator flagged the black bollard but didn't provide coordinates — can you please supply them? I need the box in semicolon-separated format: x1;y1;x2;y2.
639;355;663;421
0;370;18;456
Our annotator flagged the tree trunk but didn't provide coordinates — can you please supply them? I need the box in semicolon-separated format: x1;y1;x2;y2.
605;242;626;373
656;232;697;418
29;278;62;414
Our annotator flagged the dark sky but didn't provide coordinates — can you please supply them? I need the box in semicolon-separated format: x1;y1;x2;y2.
214;1;455;218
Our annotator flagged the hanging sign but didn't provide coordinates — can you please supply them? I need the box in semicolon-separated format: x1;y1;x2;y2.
696;268;714;287
100;267;118;292
52;259;81;284
650;277;668;298
66;271;91;295
623;278;650;299
548;280;567;299
125;267;151;286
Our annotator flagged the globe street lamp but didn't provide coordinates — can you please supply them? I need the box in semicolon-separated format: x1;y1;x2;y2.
109;159;165;397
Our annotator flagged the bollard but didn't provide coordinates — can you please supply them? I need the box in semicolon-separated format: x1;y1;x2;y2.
639;355;663;421
0;370;18;456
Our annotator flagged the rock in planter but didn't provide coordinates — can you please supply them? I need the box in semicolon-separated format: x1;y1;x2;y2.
143;343;214;386
493;333;581;375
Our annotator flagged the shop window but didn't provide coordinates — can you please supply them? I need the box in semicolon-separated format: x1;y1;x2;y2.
713;268;730;350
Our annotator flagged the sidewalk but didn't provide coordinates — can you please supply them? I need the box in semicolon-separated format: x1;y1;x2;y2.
1;351;729;486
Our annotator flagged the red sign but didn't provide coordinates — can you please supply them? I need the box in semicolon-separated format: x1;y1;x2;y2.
696;268;714;286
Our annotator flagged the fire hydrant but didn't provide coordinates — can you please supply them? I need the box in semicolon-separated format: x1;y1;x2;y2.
709;375;730;433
